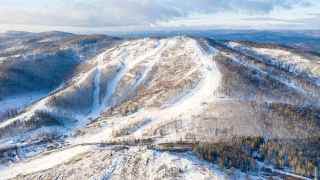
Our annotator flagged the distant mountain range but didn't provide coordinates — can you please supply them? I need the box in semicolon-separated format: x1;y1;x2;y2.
116;30;320;53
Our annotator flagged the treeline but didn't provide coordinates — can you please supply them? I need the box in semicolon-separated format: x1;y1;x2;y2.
0;108;19;122
193;137;320;178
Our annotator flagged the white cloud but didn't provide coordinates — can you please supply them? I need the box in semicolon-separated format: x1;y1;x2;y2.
0;0;318;29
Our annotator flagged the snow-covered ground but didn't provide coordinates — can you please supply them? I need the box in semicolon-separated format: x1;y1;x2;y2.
0;36;227;179
0;144;260;180
0;92;47;121
0;92;46;112
66;37;222;145
0;145;92;179
0;36;318;179
227;41;320;78
0;37;218;139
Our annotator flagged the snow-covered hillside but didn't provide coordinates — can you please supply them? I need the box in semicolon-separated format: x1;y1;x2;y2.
0;34;319;180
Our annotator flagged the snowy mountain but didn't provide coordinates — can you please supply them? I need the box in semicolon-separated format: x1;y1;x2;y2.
0;31;119;122
0;32;319;180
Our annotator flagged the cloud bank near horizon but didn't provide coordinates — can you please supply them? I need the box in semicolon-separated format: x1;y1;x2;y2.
0;0;319;30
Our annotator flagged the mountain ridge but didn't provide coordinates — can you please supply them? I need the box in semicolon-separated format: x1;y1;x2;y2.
0;33;319;179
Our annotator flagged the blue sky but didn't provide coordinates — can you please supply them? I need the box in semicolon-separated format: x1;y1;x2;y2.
0;0;319;32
